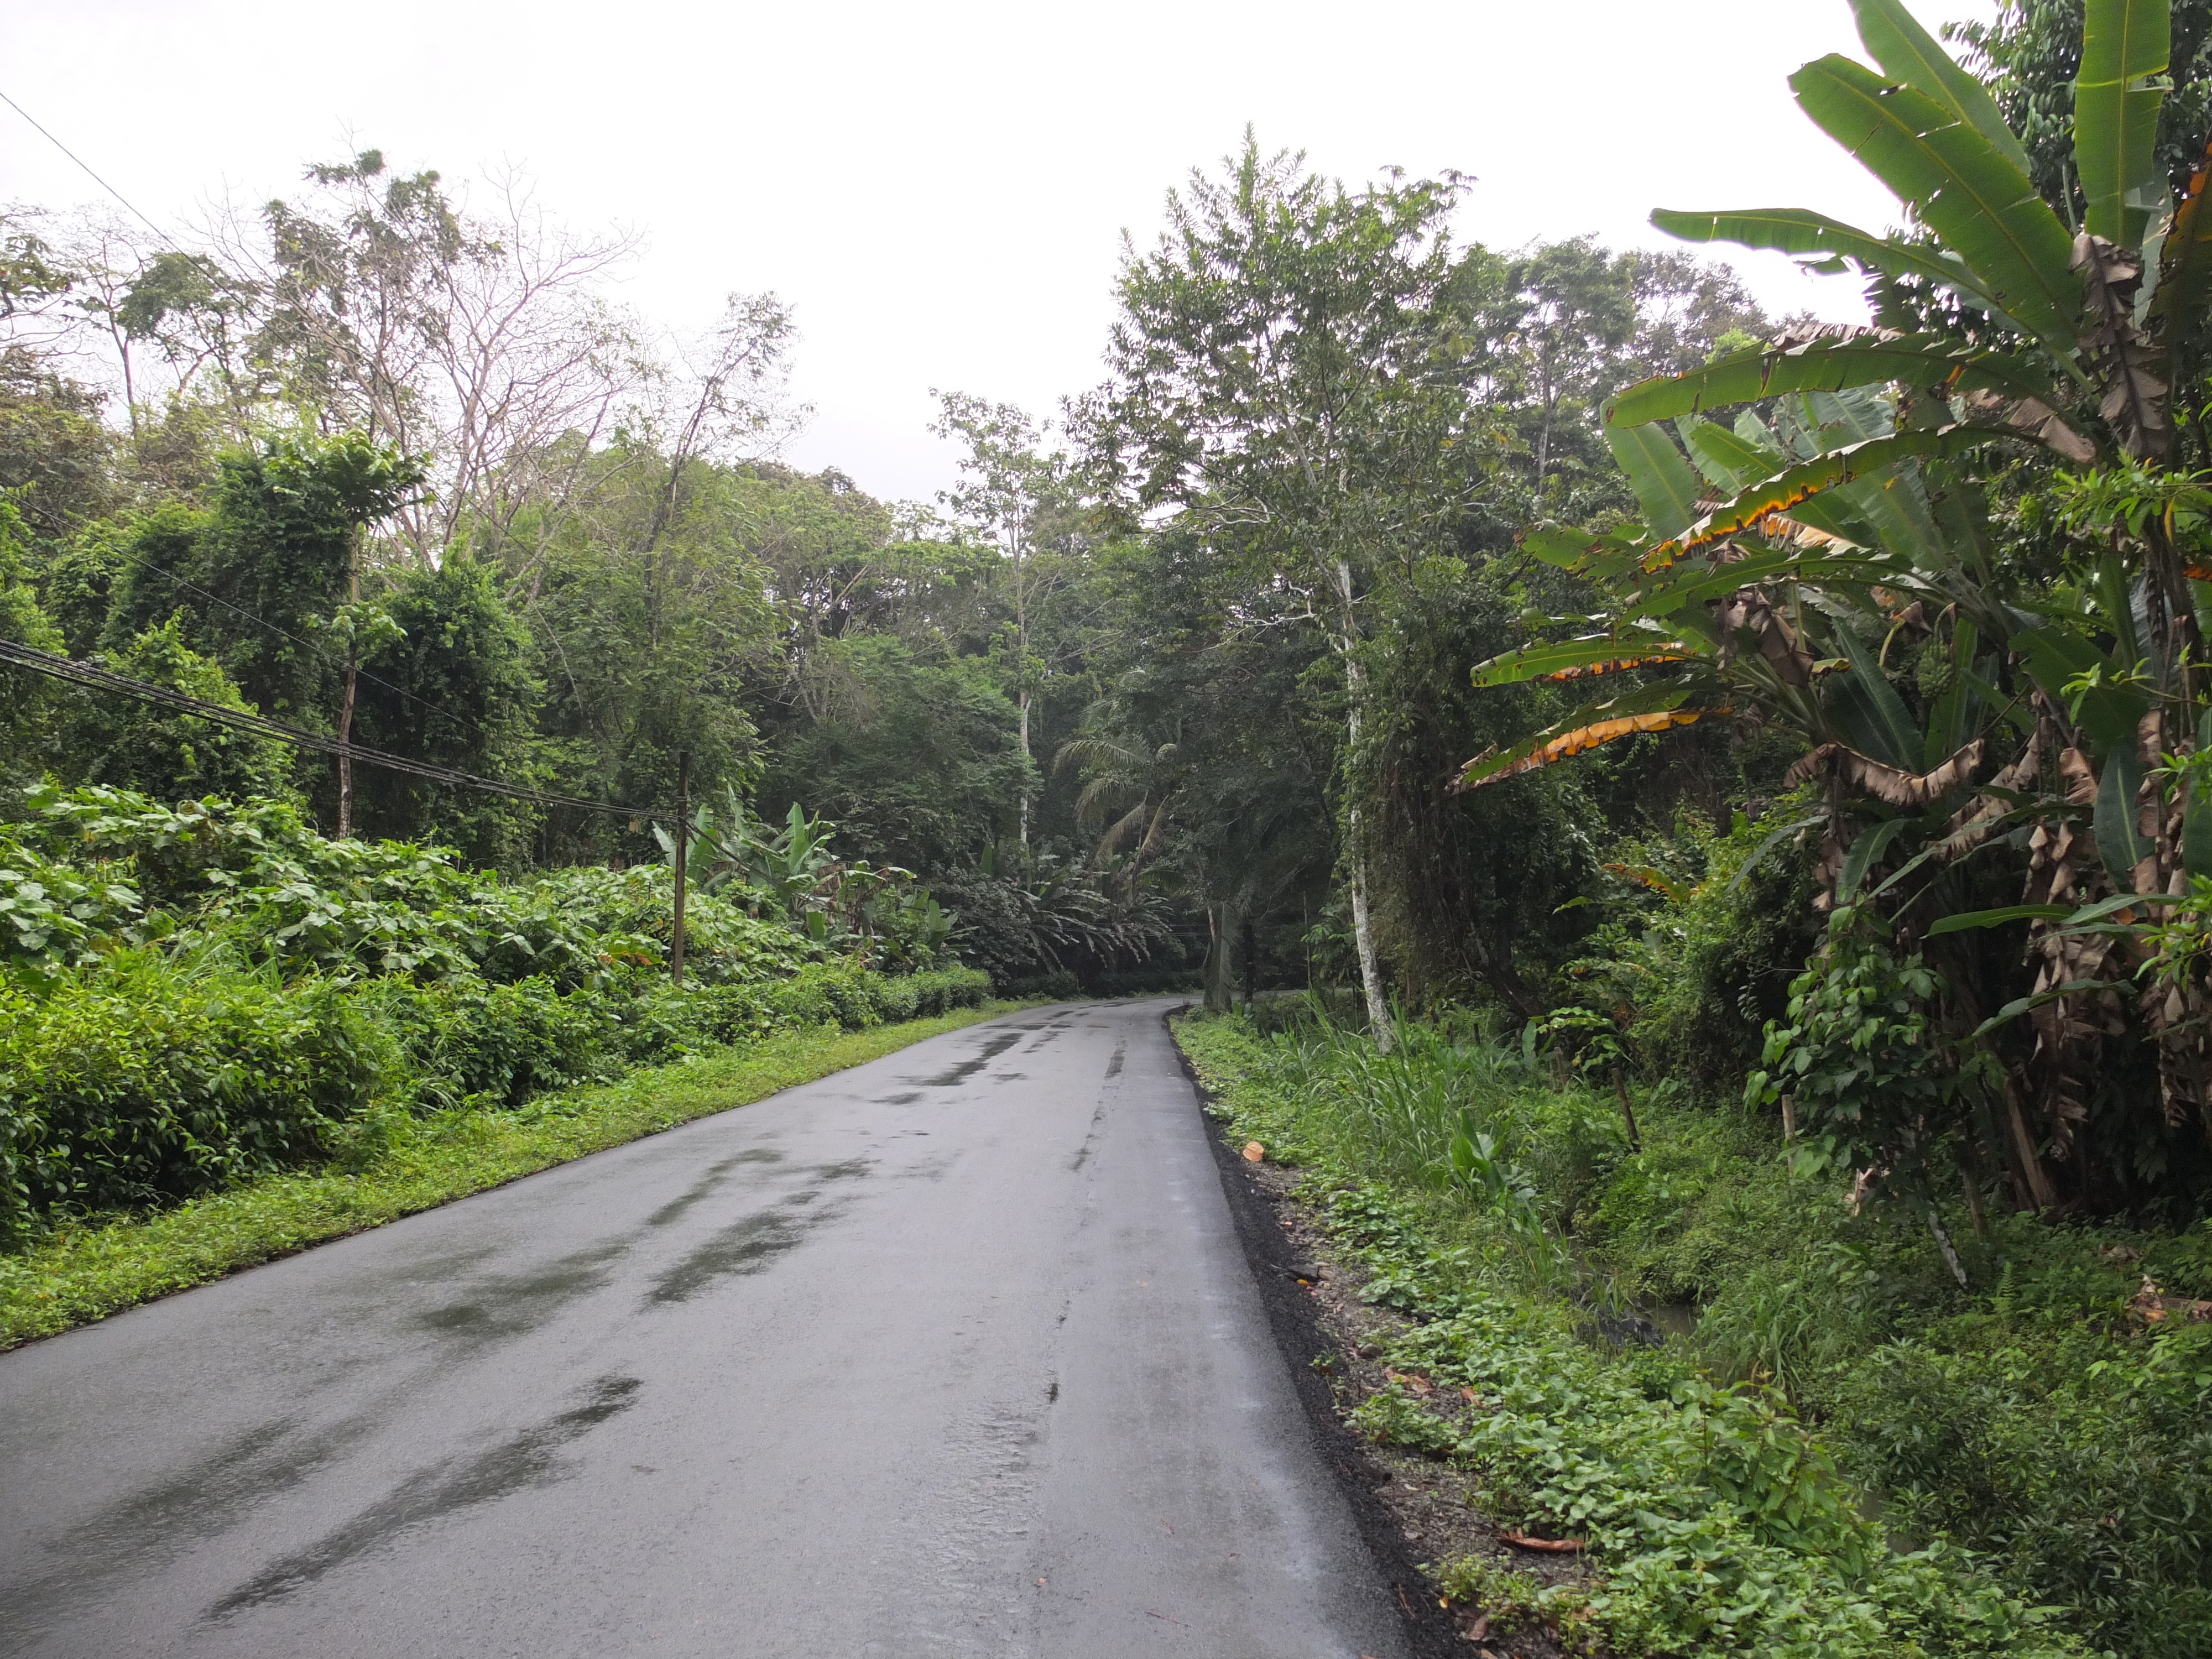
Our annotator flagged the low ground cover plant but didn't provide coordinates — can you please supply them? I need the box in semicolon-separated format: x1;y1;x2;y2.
1179;1009;2212;1659
0;785;989;1246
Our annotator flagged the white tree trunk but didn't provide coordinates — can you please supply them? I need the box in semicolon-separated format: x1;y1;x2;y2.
1018;689;1031;851
1337;558;1391;1053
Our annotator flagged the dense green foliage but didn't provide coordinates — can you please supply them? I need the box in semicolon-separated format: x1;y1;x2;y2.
9;3;2212;1645
0;784;986;1243
1182;1011;2212;1658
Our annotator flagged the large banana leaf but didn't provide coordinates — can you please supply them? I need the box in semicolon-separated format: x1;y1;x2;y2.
1796;389;1952;568
1682;418;1782;493
1643;426;2000;568
2095;741;2151;887
1792;55;2079;349
1826;622;1924;770
1454;685;1719;792
1605;423;1703;539
1850;0;2035;176
2074;0;2171;249
2013;623;2152;759
1470;633;1702;688
1605;334;2062;428
1651;207;2018;324
2152;132;2212;369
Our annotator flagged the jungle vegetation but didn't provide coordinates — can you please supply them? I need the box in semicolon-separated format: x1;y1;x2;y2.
4;0;2212;1652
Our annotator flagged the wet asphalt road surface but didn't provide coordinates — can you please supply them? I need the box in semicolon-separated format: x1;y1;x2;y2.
0;999;1410;1658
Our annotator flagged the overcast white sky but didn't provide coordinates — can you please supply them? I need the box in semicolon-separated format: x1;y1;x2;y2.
3;0;1996;504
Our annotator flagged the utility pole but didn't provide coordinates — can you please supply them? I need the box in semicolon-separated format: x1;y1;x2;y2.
671;749;690;987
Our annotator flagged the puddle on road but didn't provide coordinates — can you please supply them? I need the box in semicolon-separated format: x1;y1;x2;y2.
916;1029;1023;1088
646;1148;782;1228
646;1203;842;1304
202;1375;643;1620
415;1238;630;1344
0;1410;386;1649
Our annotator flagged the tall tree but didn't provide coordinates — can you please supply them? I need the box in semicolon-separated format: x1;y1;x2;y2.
931;393;1082;854
1076;135;1477;1045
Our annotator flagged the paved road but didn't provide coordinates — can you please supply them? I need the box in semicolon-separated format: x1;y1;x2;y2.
0;1000;1408;1658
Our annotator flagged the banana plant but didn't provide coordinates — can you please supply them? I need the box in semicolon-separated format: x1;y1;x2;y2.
1462;0;2212;1207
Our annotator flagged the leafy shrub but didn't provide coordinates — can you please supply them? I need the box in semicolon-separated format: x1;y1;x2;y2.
0;950;388;1239
366;974;625;1109
0;787;997;1240
0;836;148;980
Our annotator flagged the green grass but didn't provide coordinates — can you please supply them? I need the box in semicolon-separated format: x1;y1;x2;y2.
1175;1010;2096;1659
0;1001;1022;1349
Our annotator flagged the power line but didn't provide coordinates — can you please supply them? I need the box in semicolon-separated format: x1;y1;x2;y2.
0;87;177;251
0;637;665;822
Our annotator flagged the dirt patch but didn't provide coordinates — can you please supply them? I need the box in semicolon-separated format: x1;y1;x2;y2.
1172;1016;1588;1659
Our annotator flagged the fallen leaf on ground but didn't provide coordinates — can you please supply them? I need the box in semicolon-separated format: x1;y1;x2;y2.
2130;1274;2212;1323
1499;1529;1588;1552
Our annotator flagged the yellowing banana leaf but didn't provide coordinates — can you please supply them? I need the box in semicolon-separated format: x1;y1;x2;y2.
1851;0;2036;175
1792;55;2079;350
1606;333;2065;431
2152;130;2212;373
1652;206;2017;325
1470;634;1700;688
1603;863;1692;902
1453;687;1718;792
2075;0;2170;249
1640;426;1998;570
1605;423;1703;540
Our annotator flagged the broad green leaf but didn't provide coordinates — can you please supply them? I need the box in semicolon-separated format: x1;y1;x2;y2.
2089;552;2144;666
1605;335;2062;428
1925;904;2076;935
1851;0;2034;176
2095;742;2150;887
1974;977;2133;1036
1521;524;1605;569
1651;207;2018;325
1604;424;1703;540
1684;419;1786;493
1828;623;1924;771
2188;711;2212;880
1791;55;2079;349
1924;617;1980;766
1838;816;1914;902
2075;0;2170;249
1470;634;1703;688
2013;624;2151;759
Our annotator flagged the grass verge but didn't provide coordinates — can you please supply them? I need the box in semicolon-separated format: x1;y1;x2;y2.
0;1000;1021;1349
1175;1011;2092;1659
